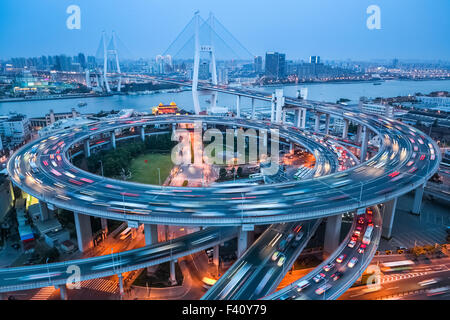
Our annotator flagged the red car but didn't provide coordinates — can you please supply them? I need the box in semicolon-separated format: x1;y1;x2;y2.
358;244;366;254
336;254;347;263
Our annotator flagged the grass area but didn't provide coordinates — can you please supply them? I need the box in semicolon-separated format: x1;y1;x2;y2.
128;153;173;185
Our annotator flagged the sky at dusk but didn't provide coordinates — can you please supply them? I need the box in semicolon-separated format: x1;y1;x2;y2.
0;0;449;61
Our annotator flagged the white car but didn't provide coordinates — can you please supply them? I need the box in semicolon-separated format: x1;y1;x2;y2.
315;283;332;295
348;240;356;248
277;256;286;267
271;251;280;261
296;280;310;292
347;257;358;268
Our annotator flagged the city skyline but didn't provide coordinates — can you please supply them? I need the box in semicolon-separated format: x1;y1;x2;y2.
1;0;450;61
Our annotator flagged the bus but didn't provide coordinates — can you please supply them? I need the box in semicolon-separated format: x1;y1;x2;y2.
380;260;415;273
362;225;374;245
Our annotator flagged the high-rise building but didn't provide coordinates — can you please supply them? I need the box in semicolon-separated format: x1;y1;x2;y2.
199;62;211;80
77;53;86;69
265;52;286;80
254;56;263;74
309;56;320;64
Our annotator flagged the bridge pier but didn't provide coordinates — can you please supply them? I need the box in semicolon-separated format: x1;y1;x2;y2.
251;98;255;119
270;95;275;122
342;119;349;139
356;125;362;143
39;201;50;221
101;218;108;235
58;284;68;300
382;198;398;240
412;184;425;215
74;212;93;253
170;260;177;285
140;126;146;142
237;225;254;258
144;224;158;246
213;244;220;271
275;89;284;123
236;95;241;118
325;114;330;135
324;214;342;258
314;113;321;132
118;273;124;297
111;131;116;149
360;126;369;162
294;108;306;129
83;140;91;158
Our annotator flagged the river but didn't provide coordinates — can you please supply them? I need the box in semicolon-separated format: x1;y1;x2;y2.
0;79;448;118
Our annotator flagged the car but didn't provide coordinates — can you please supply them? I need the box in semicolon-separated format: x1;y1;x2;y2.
313;273;325;283
331;271;343;281
315;283;332;295
358;217;365;224
323;263;335;272
271;251;280;261
295;232;304;242
348;240;356;248
336;254;347;263
277;256;286;267
278;239;288;251
347;257;358;268
358;244;366;254
296;280;310;292
286;233;294;243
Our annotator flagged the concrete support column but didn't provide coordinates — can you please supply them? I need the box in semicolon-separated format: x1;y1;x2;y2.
236;95;241;118
289;142;294;154
360;126;369;162
144;224;158;246
237;228;249;258
101;218;108;235
294;109;301;128
140;126;146;142
58;284;68;300
170;260;177;285
356;124;362;143
39;201;49;221
325;114;330;135
314;113;321;132
118;273;124;296
111;131;116;149
275;89;284;124
270;96;275;122
251;98;255;119
382;198;398;240
324;214;342;257
412;184;425;215
83;140;90;158
342;119;349;139
213;244;219;268
74;212;93;253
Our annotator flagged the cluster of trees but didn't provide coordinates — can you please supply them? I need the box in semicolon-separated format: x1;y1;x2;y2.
87;133;175;178
411;244;446;258
218;166;245;182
